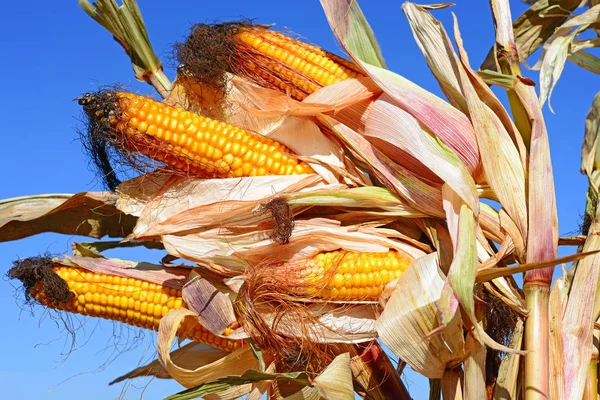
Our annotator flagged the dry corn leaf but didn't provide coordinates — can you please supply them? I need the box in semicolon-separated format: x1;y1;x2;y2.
266;116;345;184
162;220;425;270
319;115;445;217
110;342;228;384
158;308;259;388
115;173;174;217
284;186;424;216
0;192;136;242
376;252;465;378
493;318;524;399
321;0;481;179
550;277;569;400
362;94;478;211
262;304;378;344
463;333;487;400
441;368;463;400
481;0;581;69
489;0;559;284
403;3;466;112
534;5;600;109
453;18;528;239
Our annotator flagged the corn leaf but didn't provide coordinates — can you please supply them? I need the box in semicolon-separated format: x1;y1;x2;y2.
441;369;463;400
319;115;445;217
110;342;228;384
480;0;582;69
321;0;481;178
549;277;569;400
453;18;528;238
402;3;466;112
376;252;465;378
164;369;310;400
535;5;600;109
569;50;600;75
363;94;478;212
0;192;137;242
158;308;259;388
493;318;524;399
319;0;386;68
463;333;487;400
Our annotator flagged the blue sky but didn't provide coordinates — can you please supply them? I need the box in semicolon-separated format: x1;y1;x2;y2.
0;1;597;399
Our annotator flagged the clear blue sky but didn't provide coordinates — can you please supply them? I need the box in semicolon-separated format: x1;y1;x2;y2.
0;1;596;399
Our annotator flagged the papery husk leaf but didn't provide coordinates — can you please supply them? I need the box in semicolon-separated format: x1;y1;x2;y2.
313;353;354;400
162;220;425;272
158;308;259;388
463;333;487;400
493;318;524;399
550;277;569;400
376;252;465;378
246;362;277;400
232;76;380;119
320;0;481;178
441;368;463;400
110;342;228;384
182;276;242;338
261;304;378;344
0;192;137;242
319;115;445;218
481;0;581;69
319;0;386;68
115;173;174;217
63;255;190;289
363;94;478;211
453;17;528;238
132;174;322;238
266;116;345;184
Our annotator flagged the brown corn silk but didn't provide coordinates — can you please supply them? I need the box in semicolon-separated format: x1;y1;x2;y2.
30;264;242;352
175;23;365;100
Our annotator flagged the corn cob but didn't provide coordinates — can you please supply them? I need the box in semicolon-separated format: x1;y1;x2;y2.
29;264;242;352
175;23;365;100
79;91;314;182
299;250;411;300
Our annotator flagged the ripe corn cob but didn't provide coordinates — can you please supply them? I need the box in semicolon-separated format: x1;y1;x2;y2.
176;23;365;100
79;91;313;181
29;265;243;352
300;250;410;300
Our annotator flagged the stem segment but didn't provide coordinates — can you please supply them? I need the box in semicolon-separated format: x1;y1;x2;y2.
524;284;550;400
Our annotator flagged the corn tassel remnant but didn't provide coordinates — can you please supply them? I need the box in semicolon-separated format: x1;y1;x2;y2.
174;22;364;100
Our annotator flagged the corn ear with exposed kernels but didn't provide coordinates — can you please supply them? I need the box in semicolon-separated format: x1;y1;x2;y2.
175;22;365;100
28;264;242;352
79;91;313;186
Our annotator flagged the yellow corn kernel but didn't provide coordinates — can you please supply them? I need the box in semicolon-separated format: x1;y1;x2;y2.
81;92;313;179
235;26;365;100
301;250;411;300
31;265;242;352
